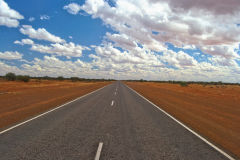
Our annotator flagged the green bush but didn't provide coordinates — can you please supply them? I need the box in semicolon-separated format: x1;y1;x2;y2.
70;77;79;82
43;76;51;80
57;76;64;81
5;72;16;81
179;81;188;87
17;75;30;82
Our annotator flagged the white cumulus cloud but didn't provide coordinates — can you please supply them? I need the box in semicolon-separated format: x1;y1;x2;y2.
30;42;89;57
63;3;81;15
40;15;50;20
19;25;65;43
0;0;24;27
15;38;90;58
28;17;35;22
14;39;34;45
0;51;22;60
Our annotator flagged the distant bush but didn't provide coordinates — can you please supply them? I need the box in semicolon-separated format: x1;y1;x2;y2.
17;75;30;82
70;77;79;82
5;72;16;81
179;81;188;87
57;76;64;81
139;79;148;82
42;76;51;80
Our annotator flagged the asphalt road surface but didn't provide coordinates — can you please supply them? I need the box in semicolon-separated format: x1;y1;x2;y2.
0;81;232;160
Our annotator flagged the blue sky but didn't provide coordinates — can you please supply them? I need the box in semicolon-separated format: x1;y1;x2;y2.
0;0;110;62
0;0;240;82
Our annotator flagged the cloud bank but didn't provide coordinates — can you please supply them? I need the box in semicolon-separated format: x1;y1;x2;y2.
1;0;240;82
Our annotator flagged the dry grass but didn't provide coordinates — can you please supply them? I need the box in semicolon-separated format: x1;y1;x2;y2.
126;82;240;158
0;80;111;129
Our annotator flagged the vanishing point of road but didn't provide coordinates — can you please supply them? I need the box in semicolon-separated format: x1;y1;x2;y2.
0;81;234;160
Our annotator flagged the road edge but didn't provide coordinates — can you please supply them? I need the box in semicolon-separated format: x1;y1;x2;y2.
125;84;236;160
0;83;111;135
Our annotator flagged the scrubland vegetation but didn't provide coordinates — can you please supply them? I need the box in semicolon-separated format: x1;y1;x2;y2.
127;79;240;87
1;72;114;82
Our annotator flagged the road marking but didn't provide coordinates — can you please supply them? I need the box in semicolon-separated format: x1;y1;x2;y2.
0;85;110;135
125;84;235;160
94;142;103;160
111;100;114;106
114;92;117;95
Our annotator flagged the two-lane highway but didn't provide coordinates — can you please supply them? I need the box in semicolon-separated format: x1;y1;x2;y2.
0;81;233;159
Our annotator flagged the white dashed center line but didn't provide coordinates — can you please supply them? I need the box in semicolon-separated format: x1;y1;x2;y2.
94;142;103;160
111;100;114;106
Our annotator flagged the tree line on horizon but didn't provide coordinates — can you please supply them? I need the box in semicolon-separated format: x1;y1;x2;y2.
126;79;240;86
1;72;239;86
1;72;115;82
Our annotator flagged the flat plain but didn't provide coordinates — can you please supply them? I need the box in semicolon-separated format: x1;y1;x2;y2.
0;80;110;129
126;82;240;158
0;81;230;160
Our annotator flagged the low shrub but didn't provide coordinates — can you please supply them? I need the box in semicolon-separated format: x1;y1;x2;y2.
57;76;64;81
70;77;79;82
17;75;30;82
179;81;188;87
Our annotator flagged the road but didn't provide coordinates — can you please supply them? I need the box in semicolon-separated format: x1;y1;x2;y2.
0;81;232;160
